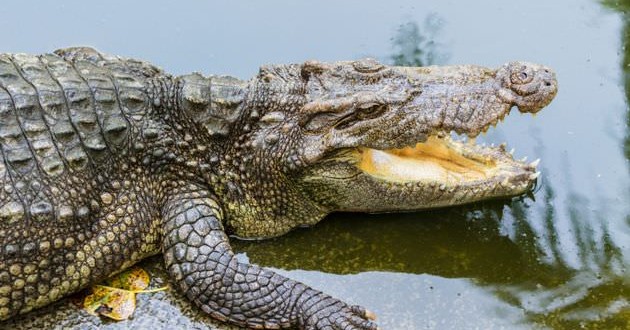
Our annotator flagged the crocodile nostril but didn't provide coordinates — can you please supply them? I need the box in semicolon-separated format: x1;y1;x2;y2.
544;81;552;87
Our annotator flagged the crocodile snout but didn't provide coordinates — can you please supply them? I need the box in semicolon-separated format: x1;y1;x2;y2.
498;62;558;114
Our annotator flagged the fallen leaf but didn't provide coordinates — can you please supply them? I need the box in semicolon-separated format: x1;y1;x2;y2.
84;285;136;320
105;267;150;291
83;266;168;321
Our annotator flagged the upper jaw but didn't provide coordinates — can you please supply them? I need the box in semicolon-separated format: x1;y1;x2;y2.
442;104;513;139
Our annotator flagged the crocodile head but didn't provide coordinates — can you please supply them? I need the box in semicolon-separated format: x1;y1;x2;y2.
295;59;557;212
215;59;556;236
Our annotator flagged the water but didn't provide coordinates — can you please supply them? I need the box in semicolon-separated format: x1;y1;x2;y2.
0;0;629;329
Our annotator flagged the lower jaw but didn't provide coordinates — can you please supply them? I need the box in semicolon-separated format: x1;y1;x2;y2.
336;174;534;213
345;136;536;208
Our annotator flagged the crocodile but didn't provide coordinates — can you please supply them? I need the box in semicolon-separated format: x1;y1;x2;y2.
0;47;557;329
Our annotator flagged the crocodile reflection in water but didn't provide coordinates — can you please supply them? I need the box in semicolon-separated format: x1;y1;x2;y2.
390;17;449;67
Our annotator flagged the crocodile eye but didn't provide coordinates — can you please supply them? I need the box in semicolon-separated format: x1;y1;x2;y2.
358;102;381;111
301;60;329;79
356;103;387;119
353;59;384;73
302;101;388;132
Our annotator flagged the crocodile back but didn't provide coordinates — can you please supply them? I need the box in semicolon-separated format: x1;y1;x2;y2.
0;48;159;226
0;48;164;317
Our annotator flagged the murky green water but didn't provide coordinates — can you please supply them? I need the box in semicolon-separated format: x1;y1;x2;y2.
1;0;629;329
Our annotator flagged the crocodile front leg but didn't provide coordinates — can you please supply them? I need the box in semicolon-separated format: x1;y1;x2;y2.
162;186;378;330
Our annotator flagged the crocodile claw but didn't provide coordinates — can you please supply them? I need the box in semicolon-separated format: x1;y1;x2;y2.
364;309;377;321
303;300;379;329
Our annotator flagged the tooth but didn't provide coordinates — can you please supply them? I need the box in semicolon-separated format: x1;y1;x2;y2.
530;171;541;180
530;159;541;167
521;156;528;162
509;148;515;155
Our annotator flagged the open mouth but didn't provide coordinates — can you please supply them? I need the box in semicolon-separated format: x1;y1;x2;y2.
359;136;495;183
355;135;539;188
347;61;555;188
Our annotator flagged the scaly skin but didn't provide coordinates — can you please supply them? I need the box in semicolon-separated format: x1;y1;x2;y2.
0;47;557;329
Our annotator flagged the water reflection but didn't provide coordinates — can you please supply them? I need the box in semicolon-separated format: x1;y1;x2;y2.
390;15;449;66
602;0;630;159
493;170;628;329
234;202;521;279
